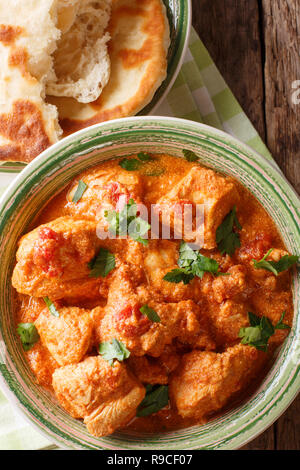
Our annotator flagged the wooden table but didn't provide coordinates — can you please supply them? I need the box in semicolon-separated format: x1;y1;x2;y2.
192;0;300;450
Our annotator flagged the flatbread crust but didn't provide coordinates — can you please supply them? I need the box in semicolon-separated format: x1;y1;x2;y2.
48;0;170;136
0;1;62;162
0;0;170;162
46;0;112;103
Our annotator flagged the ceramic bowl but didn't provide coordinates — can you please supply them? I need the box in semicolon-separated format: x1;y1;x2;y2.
141;0;192;114
0;117;299;449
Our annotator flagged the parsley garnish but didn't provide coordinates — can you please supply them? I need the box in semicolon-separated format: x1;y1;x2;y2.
163;268;194;285
142;167;165;177
137;385;169;417
72;180;88;203
44;297;60;317
17;323;40;351
140;305;161;323
253;249;298;275
216;206;242;256
183;149;199;162
99;339;130;366
105;198;150;245
276;311;292;330
239;312;290;352
119;153;152;171
119;159;141;171
88;248;116;278
163;241;225;284
137;152;152;162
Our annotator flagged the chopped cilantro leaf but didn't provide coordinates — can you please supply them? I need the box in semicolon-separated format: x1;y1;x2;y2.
253;249;299;275
142;167;165;177
216;206;242;256
163;241;225;284
105;199;150;245
99;339;130;366
183;149;199;162
137;152;152;162
88;248;116;278
275;311;291;330
163;268;195;285
17;323;40;351
137;385;169;417
119;153;153;171
239;312;290;352
140;305;161;323
44;297;60;317
119;159;142;171
72;180;88;203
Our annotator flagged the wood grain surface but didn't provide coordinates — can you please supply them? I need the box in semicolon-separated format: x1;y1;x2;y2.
192;0;299;450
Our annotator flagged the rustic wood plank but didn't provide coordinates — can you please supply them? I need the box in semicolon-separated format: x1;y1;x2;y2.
192;0;299;450
260;1;300;448
275;396;300;450
192;0;266;139
262;0;300;193
192;0;275;450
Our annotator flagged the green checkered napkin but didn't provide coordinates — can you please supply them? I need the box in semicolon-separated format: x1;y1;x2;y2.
0;28;273;450
156;28;271;160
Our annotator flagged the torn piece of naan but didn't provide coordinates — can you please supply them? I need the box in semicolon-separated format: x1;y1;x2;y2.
0;0;112;162
0;0;62;162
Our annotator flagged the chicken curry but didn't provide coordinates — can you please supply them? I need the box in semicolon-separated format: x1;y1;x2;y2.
12;152;297;437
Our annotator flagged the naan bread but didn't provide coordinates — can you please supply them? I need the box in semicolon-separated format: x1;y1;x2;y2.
0;1;62;162
0;0;112;162
0;0;170;162
46;0;112;103
48;0;170;136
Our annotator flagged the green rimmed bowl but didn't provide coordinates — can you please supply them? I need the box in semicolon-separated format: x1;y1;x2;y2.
0;117;299;450
139;0;192;115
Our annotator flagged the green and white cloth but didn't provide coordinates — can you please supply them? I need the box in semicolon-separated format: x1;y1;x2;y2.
0;28;273;450
156;28;271;161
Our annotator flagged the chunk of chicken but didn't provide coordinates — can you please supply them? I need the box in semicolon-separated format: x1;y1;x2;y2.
95;265;215;356
237;232;273;262
128;356;169;385
212;265;249;303
35;306;93;366
209;300;250;345
52;356;145;437
17;295;47;323
65;165;143;225
26;342;59;390
248;248;291;292
169;344;263;420
99;236;146;286
250;290;293;345
158;345;181;374
12;217;103;299
156;166;239;249
128;346;181;385
144;240;197;302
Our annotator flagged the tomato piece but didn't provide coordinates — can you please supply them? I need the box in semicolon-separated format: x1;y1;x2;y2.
172;200;195;217
238;233;273;261
114;304;151;338
39;227;61;242
103;182;130;212
33;227;64;277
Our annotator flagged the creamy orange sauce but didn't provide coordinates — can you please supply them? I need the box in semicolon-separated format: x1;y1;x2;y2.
13;154;294;435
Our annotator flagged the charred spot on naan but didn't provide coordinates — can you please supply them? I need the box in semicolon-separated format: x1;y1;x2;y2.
0;25;23;45
0;100;52;162
8;46;35;81
51;0;170;136
0;144;22;161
